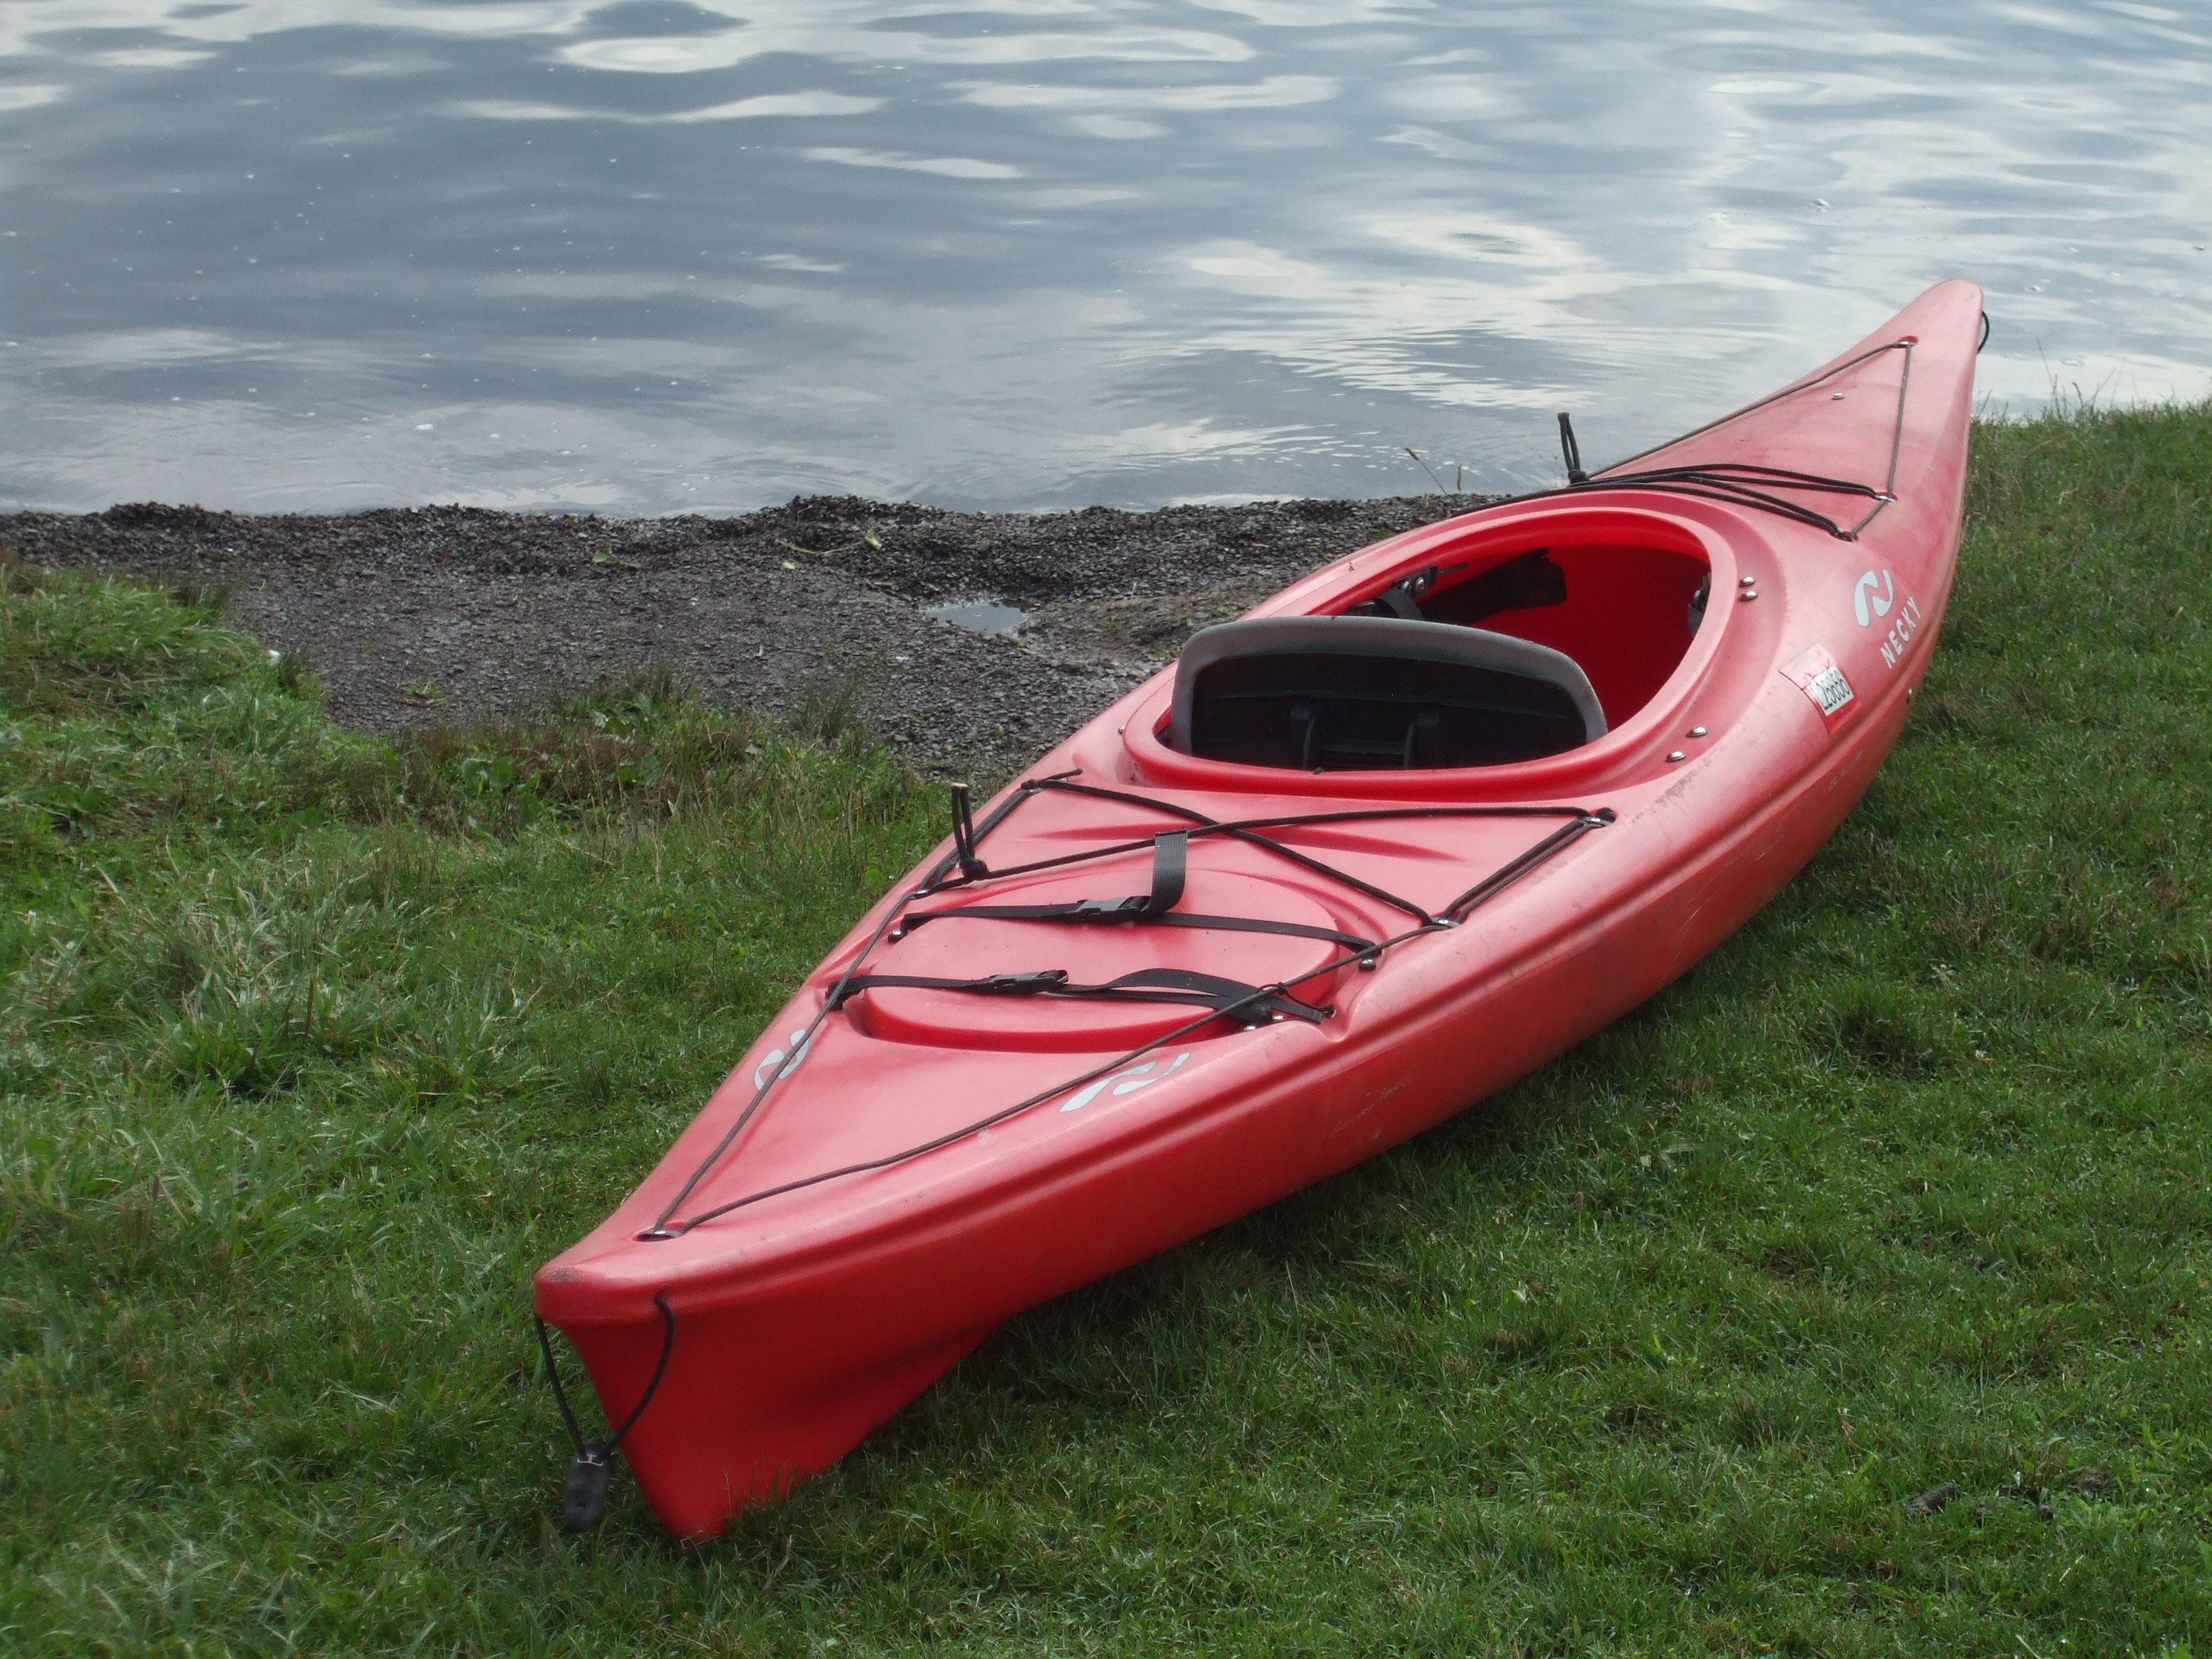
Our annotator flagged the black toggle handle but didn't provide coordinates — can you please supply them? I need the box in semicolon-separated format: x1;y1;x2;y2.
950;783;989;880
563;1441;613;1532
1558;412;1589;485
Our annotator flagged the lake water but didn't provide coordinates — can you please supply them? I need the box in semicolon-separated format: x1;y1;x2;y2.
3;1;2208;515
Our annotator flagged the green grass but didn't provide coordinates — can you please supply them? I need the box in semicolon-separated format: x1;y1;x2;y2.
3;403;2209;1655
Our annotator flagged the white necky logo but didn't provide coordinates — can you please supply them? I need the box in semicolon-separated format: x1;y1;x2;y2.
1852;569;1895;627
751;1025;816;1089
1061;1051;1190;1112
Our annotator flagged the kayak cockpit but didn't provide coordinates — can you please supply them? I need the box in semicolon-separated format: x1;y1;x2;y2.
1162;533;1709;772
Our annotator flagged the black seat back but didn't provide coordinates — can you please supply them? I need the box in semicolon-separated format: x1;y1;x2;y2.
1169;616;1607;772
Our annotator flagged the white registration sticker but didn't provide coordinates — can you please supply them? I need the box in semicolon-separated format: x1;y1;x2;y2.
1781;644;1859;733
1806;663;1854;716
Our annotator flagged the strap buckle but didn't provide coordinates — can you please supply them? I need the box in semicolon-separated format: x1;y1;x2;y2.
978;970;1070;996
1072;895;1150;920
1072;831;1188;921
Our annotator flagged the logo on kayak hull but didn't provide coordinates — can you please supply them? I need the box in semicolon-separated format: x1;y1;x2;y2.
1850;569;1924;669
1877;594;1923;669
1062;1051;1190;1112
1853;569;1895;627
752;1025;817;1089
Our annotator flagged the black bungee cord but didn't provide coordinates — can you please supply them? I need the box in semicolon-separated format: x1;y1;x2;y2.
638;780;1613;1241
1541;337;1918;540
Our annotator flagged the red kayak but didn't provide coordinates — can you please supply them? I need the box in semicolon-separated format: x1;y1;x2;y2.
534;280;1984;1536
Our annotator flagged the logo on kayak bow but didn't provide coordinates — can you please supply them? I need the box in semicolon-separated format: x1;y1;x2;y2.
752;1025;816;1090
1852;569;1895;627
1061;1052;1190;1112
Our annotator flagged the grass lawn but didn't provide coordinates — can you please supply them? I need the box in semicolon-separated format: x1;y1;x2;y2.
4;405;2208;1656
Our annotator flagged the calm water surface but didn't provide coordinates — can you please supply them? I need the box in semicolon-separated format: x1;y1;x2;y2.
3;1;2208;512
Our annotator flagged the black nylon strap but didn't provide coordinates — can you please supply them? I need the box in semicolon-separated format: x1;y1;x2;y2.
896;827;1375;956
1114;966;1327;1022
1148;831;1186;914
897;903;1374;956
947;828;1183;922
828;964;1329;1025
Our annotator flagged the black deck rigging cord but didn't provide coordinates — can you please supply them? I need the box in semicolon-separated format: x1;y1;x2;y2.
630;329;1930;1235
616;341;1929;1242
828;964;1332;1025
637;779;1613;1241
535;1291;675;1531
1534;338;1916;540
894;826;1380;957
644;918;1448;1237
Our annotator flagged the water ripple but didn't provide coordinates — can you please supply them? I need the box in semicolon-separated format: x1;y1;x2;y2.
3;0;2208;512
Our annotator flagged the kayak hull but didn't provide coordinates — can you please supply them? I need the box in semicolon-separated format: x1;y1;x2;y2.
536;280;1981;1536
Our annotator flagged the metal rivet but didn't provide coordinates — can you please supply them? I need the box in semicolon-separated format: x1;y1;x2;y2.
1667;750;1687;763
1739;575;1757;587
1739;589;1757;602
1906;687;1915;701
1688;725;1707;738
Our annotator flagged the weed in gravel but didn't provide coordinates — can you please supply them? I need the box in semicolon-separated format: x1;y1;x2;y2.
1;545;45;595
389;667;906;836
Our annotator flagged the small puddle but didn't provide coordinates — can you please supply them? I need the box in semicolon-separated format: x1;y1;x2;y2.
925;598;1027;637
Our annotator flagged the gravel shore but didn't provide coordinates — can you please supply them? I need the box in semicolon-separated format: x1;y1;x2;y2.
4;495;1490;776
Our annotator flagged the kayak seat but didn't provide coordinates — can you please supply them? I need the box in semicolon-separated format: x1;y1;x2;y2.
1169;616;1608;771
